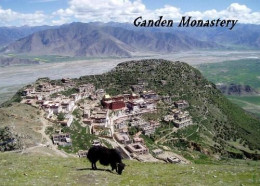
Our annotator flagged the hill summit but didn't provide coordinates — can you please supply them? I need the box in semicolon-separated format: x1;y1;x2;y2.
69;59;260;159
2;59;260;160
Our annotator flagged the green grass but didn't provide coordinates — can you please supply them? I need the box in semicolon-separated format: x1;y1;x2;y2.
227;96;260;118
59;120;97;153
197;59;260;91
72;108;81;119
59;88;79;97
227;96;260;105
57;119;112;153
228;140;260;154
0;152;260;186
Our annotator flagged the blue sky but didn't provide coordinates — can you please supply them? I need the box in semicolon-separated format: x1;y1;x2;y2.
0;0;260;26
0;0;67;14
143;0;260;12
1;0;260;13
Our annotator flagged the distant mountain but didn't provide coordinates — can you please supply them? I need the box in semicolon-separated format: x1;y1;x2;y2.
103;22;260;49
179;24;260;49
0;25;55;47
2;22;260;58
2;22;220;57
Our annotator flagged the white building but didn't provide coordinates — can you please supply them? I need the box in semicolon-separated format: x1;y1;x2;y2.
61;99;75;113
70;93;81;102
50;103;62;114
60;114;73;127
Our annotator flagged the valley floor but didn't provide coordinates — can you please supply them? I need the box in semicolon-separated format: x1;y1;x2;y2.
227;96;260;118
1;50;260;105
0;152;259;186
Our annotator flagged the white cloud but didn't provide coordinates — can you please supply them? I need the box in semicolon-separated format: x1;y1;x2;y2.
153;5;182;20
183;3;260;24
53;0;147;22
1;1;260;26
0;6;48;26
53;1;260;25
226;3;251;14
52;16;71;25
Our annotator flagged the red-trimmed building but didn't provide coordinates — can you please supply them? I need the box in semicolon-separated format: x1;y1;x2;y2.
101;95;126;110
101;93;142;110
110;101;125;110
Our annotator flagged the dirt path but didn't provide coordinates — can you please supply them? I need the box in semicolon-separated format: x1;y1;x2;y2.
155;128;178;144
185;125;200;139
38;113;69;157
38;116;68;157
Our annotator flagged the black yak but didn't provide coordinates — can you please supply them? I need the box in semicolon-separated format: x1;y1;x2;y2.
87;146;125;175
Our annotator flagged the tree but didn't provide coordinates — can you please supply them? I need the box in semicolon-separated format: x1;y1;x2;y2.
57;113;65;121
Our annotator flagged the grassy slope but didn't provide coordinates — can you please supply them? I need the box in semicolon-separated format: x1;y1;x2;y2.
0;103;42;148
227;96;260;105
227;96;260;118
197;59;260;118
0;153;259;186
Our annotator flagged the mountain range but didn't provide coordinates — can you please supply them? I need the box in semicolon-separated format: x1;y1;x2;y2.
0;22;260;57
107;22;260;49
0;25;54;48
1;22;218;57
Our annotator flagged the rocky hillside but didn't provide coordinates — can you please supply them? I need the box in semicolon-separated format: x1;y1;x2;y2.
3;59;260;159
2;22;219;57
0;103;43;149
0;25;54;47
75;59;260;158
109;22;260;49
184;24;260;49
0;126;21;151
